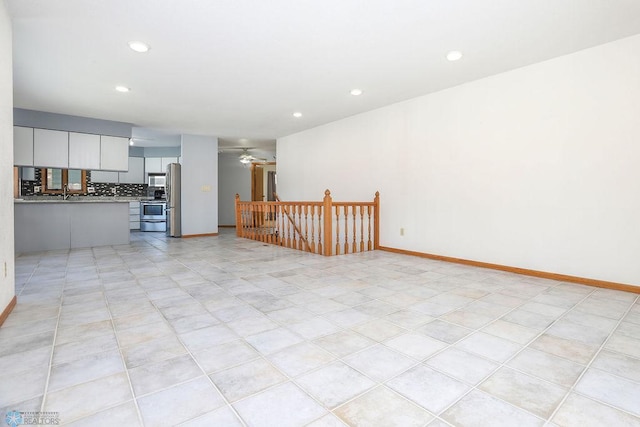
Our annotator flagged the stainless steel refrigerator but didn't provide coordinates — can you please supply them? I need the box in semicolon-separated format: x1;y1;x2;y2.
165;163;182;237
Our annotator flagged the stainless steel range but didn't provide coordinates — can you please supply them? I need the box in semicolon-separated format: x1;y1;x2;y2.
140;201;167;232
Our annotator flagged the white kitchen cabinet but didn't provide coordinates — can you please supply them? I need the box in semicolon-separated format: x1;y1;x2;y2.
68;132;101;170
119;157;144;184
100;136;129;171
144;157;162;173
33;128;68;168
129;201;140;230
161;157;178;171
145;157;178;175
90;170;119;183
14;126;34;166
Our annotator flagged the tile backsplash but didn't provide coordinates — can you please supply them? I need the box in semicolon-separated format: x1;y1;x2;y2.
20;169;148;198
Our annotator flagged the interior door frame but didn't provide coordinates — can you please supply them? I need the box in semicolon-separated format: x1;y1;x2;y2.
250;162;276;201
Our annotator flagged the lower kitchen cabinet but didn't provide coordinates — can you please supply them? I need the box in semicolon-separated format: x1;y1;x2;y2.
129;201;140;230
14;200;130;252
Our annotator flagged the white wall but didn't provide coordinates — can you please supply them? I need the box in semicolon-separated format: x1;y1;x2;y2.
181;134;218;236
218;153;251;226
0;1;16;315
278;34;640;287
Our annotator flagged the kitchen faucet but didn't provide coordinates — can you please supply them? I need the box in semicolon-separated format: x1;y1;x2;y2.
63;184;69;200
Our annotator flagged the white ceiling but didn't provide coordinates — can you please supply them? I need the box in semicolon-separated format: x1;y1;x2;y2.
7;0;640;149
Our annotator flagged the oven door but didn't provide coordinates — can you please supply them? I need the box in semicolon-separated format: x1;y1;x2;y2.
140;202;166;220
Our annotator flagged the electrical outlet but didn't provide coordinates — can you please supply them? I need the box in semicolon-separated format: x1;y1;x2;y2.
400;228;405;236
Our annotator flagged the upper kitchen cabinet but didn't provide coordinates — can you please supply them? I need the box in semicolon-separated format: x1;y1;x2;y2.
145;157;178;175
161;157;178;171
118;157;144;184
68;132;101;170
33;129;68;168
100;136;129;171
14;126;34;166
144;157;162;174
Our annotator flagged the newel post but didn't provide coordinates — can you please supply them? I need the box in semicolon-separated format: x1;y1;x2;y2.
323;190;333;256
235;194;242;237
373;191;380;249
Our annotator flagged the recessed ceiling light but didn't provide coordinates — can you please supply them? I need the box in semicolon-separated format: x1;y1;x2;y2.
293;112;302;118
115;86;130;93
128;41;150;53
446;51;463;61
350;89;363;96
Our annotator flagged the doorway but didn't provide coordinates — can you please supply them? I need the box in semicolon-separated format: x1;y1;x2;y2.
251;162;276;201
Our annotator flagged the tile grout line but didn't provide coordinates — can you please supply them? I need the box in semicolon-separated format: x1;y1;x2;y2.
544;292;640;425
37;252;67;417
367;278;598;424
141;251;250;427
430;282;601;423
102;259;147;427
14;232;639;426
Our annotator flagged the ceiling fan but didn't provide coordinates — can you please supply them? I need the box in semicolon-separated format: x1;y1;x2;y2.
220;147;269;164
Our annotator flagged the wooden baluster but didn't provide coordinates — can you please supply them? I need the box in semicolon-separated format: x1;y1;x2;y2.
317;205;323;255
244;205;249;238
293;205;304;251
246;204;251;240
282;204;287;247
309;205;316;253
265;204;273;245
293;205;298;250
272;203;276;244
244;204;249;239
303;205;309;252
359;205;365;252
286;205;292;248
263;204;268;243
367;205;372;251
251;204;257;241
276;205;284;246
277;204;281;245
253;203;258;241
352;205;357;253
261;203;265;242
344;205;349;255
335;205;340;255
298;205;304;250
257;204;263;242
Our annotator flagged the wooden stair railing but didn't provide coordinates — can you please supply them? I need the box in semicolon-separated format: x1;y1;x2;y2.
274;193;312;253
235;190;379;256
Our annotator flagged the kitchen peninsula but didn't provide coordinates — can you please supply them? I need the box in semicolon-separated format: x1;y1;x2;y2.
14;198;130;252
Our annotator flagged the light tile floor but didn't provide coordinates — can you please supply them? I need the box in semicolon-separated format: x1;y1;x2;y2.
1;229;640;426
